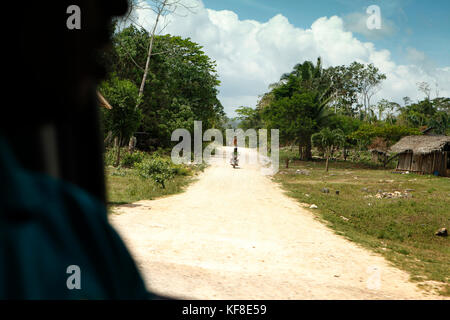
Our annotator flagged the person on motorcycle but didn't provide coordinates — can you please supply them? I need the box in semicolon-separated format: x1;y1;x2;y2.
231;136;239;167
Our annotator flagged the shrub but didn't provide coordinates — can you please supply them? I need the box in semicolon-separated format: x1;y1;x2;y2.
171;164;191;176
135;156;175;189
104;147;120;167
121;150;146;167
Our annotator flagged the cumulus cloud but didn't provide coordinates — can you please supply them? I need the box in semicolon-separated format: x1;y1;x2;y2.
132;0;450;116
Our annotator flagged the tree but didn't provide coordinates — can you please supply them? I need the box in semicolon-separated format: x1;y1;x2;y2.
417;82;431;100
432;97;450;114
350;124;420;151
265;58;333;159
136;155;175;189
99;77;142;166
398;98;440;128
263;91;331;159
385;101;400;124
376;99;389;121
349;62;386;120
117;0;197;108
311;128;345;172
326;114;362;160
114;0;198;148
323;65;360;115
103;27;223;148
428;111;449;135
235;106;262;130
375;99;399;123
403;96;411;107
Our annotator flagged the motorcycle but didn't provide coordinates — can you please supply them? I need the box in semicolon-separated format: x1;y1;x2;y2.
230;148;239;168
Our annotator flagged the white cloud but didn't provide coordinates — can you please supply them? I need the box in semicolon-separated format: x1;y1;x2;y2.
133;0;450;116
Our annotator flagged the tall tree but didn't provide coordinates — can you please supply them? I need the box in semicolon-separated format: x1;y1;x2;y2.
264;58;333;159
323;65;359;115
117;0;196;107
263;90;332;160
103;27;223;148
417;81;431;100
349;62;386;120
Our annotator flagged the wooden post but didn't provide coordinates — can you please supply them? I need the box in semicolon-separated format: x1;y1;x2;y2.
128;136;137;153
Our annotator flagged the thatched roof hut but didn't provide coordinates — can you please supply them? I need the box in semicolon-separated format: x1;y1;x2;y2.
390;135;450;176
390;135;450;155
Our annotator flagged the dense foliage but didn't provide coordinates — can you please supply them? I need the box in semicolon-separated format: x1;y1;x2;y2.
100;25;226;150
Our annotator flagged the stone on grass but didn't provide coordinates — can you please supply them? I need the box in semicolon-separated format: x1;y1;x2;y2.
435;228;448;237
295;169;310;175
321;188;330;194
309;204;318;209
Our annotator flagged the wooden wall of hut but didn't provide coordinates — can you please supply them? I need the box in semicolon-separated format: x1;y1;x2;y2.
397;151;448;176
397;152;413;171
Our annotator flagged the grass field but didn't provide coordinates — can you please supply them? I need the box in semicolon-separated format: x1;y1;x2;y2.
275;150;450;296
105;164;205;208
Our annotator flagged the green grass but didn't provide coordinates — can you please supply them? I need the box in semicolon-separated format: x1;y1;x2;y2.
105;163;205;210
275;150;450;296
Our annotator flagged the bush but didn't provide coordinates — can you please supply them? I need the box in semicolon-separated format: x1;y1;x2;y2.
135;155;176;189
104;147;120;167
171;164;191;176
121;150;146;167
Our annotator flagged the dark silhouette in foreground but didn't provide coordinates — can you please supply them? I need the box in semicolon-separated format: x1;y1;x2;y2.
0;1;166;299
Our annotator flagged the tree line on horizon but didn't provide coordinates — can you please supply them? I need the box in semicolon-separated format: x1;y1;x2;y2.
235;57;450;162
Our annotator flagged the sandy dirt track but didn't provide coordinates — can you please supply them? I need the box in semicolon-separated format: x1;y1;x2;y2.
109;148;441;299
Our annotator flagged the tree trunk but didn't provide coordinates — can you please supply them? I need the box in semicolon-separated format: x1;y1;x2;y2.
299;144;303;160
305;139;312;160
325;155;329;172
114;136;122;167
104;131;113;147
137;6;162;104
131;5;164;149
128;136;137;153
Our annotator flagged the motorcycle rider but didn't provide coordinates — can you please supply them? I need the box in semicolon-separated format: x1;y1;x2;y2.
231;136;238;167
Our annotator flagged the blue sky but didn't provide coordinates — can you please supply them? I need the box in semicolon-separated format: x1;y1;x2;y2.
136;0;450;116
204;0;450;67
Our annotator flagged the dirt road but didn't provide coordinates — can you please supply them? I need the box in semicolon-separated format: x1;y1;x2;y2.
109;148;440;299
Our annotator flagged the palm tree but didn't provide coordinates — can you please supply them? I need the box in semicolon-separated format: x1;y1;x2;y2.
312;128;345;172
269;57;335;160
282;58;332;159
